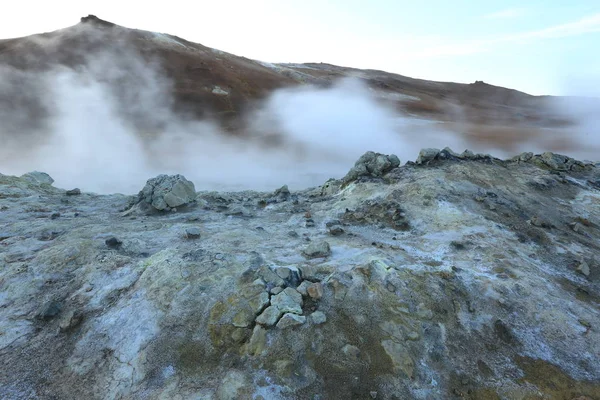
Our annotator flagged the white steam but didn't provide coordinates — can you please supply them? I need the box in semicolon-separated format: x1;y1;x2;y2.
1;29;597;194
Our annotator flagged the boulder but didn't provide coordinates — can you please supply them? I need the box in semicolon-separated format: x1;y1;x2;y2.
342;152;400;184
21;171;54;185
138;174;196;211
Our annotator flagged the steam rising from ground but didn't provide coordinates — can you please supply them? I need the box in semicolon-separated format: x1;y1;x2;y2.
0;30;597;194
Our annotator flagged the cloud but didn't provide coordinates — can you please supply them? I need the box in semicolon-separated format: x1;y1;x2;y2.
404;12;600;59
484;8;527;19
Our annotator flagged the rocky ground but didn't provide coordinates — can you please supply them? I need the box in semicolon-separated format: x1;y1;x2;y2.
1;149;599;399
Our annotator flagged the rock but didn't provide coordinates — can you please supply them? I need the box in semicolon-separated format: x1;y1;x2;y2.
275;267;292;280
307;282;324;300
342;151;400;183
305;218;315;228
416;148;440;164
258;266;285;287
21;171;54;185
50;212;61;220
576;260;590;277
310;311;327;325
296;280;310;296
276;313;306;329
326;220;344;236
370;391;378;399
302;241;331;259
105;237;123;249
256;306;283;326
274;185;290;200
185;227;201;239
541;152;569;170
138;174;196;212
248;292;270;315
245;326;268;356
381;340;415;378
271;287;303;314
66;188;81;196
59;310;83;331
270;286;283;295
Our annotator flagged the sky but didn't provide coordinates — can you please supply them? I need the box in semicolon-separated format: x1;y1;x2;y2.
1;0;599;96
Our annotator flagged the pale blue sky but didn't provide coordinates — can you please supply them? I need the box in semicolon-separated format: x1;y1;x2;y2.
2;1;599;95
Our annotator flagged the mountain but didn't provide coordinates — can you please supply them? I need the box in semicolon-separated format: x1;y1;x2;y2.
0;15;591;150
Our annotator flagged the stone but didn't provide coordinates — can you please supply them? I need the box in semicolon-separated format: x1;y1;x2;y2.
370;391;378;399
138;174;196;211
271;287;303;314
274;185;290;200
21;171;54;185
59;310;83;332
50;212;61;220
326;220;344;236
256;306;283;326
275;267;291;280
66;188;81;196
185;227;201;239
245;326;267;356
307;282;324;300
270;286;284;295
296;281;310;296
258;266;285;287
310;311;327;325
416;148;440;164
381;340;415;378
342;151;400;183
576;260;590;277
105;237;122;249
276;313;306;329
302;241;331;259
248;292;270;315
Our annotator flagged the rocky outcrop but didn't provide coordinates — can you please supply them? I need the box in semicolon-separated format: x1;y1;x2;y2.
342;151;400;184
137;174;196;212
1;150;599;399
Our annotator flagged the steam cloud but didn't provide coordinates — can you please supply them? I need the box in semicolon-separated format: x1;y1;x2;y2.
0;27;597;194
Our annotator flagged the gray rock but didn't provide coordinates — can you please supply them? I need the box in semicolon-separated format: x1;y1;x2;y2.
21;171;54;185
105;237;122;249
296;281;310;296
66;188;81;196
256;306;284;326
342;151;400;183
416;148;440;164
270;286;284;295
310;311;327;325
276;313;306;329
185;227;201;239
138;174;196;211
302;241;331;259
576;260;590;277
271;287;303;314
